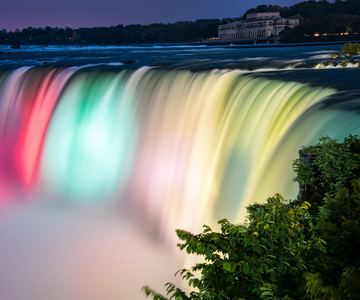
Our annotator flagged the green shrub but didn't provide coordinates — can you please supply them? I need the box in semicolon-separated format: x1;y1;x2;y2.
293;135;360;203
342;42;360;55
341;59;349;67
143;195;325;300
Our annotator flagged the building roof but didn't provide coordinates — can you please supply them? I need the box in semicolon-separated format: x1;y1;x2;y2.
246;12;281;19
219;12;296;28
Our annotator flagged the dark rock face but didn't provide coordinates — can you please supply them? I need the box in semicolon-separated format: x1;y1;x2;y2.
297;149;317;199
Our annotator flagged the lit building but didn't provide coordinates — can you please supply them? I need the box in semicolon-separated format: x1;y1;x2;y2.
218;12;299;42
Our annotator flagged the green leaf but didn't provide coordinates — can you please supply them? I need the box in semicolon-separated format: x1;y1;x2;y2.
243;264;250;274
263;264;269;272
238;227;247;233
203;225;212;233
223;262;237;273
261;291;273;297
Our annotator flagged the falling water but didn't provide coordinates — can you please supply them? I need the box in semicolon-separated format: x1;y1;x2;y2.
1;65;360;299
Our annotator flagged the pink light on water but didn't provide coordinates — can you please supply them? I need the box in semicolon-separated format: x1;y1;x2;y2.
16;68;75;190
0;67;77;201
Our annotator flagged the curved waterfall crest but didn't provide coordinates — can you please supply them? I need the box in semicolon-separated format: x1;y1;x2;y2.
0;66;350;234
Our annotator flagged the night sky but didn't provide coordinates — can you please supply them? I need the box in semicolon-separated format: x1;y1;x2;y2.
1;0;304;31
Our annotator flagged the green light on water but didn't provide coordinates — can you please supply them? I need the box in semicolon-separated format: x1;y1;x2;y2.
41;71;137;202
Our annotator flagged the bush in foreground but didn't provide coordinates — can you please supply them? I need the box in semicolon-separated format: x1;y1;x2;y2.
143;195;325;300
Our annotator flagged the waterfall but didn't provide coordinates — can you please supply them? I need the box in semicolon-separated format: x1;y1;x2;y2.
2;66;357;227
1;65;360;299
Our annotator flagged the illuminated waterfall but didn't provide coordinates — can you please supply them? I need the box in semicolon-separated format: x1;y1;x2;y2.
2;66;360;231
2;65;360;300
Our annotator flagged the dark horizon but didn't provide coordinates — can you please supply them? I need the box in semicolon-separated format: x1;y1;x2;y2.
1;0;303;31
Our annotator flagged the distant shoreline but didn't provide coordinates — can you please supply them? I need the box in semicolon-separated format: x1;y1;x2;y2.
152;40;359;48
1;40;359;49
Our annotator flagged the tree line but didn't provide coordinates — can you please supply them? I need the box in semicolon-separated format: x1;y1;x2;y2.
0;18;234;46
274;0;360;42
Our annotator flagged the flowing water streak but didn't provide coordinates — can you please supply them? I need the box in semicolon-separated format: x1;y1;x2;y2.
194;75;338;222
0;67;29;198
2;66;360;234
0;67;79;199
41;68;138;201
40;67;340;234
